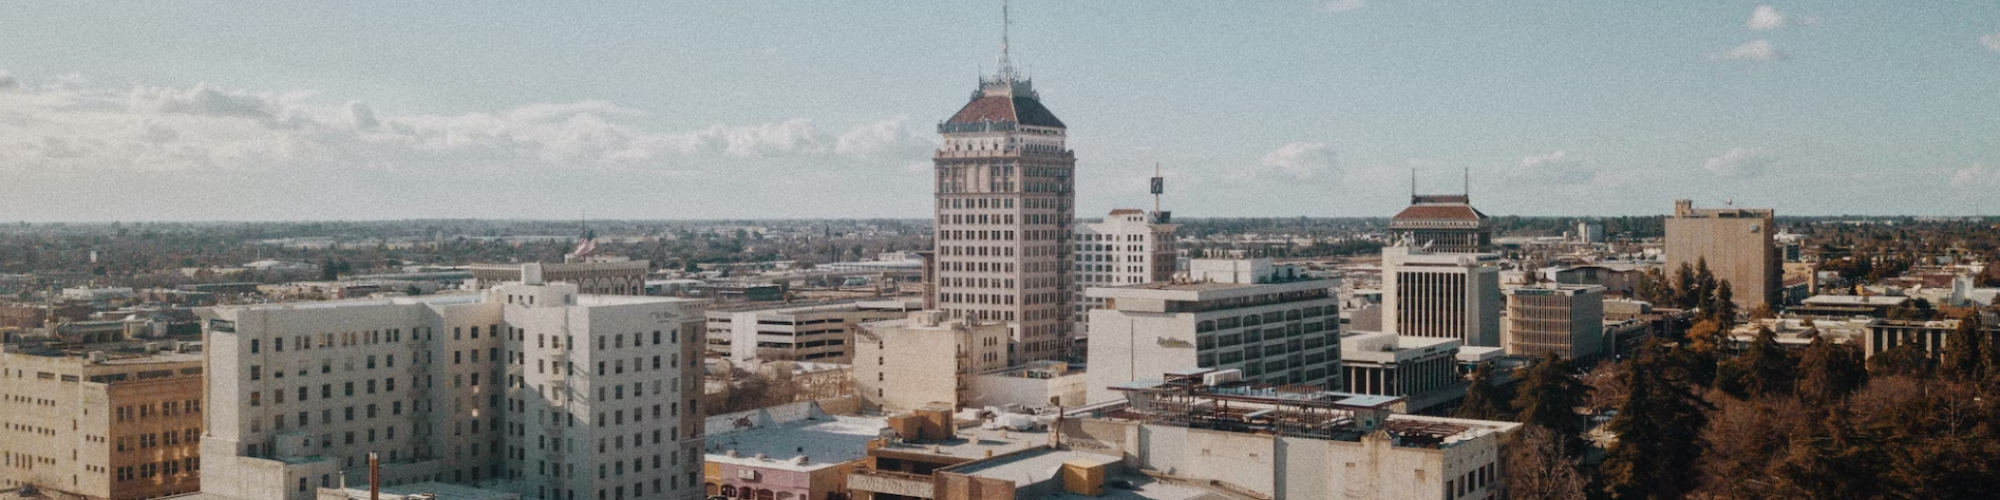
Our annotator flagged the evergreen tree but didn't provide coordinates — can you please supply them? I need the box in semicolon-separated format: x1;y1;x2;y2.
1794;336;1868;404
1512;354;1591;452
1867;343;1932;379
1674;262;1698;309
1694;257;1718;310
1772;406;1884;500
1725;325;1795;398
1455;363;1510;421
1600;342;1710;500
1942;311;1985;382
1712;280;1738;329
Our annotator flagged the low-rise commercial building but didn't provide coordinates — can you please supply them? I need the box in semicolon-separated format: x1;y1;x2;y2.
702;400;883;500
1070;368;1520;500
1338;332;1463;414
853;311;1010;413
1084;259;1341;403
703;299;917;364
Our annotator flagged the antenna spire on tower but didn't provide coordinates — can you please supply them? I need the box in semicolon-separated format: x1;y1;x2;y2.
1463;167;1470;199
997;0;1016;82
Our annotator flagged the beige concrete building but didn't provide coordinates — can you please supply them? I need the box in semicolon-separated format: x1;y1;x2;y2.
852;311;1010;413
0;335;205;500
1069;368;1520;500
931;55;1076;364
1665;199;1780;309
1502;284;1606;362
1338;331;1464;414
702;299;917;364
197;281;707;500
1381;246;1503;347
470;259;650;296
1084;259;1341;403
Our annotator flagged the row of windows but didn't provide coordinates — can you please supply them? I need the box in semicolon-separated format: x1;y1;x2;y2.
116;400;201;422
250;327;417;354
114;458;199;481
115;428;200;451
1197;308;1331;332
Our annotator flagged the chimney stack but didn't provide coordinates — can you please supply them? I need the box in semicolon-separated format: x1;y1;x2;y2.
368;452;380;500
918;251;938;310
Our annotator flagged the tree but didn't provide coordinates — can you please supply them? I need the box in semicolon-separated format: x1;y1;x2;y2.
1504;426;1588;500
1686;319;1726;354
1455;363;1510;421
1674;262;1698;309
1599;342;1710;500
1749;303;1777;320
1721;325;1795;399
1867;343;1932;378
1942;311;1985;382
1771;406;1885;500
1512;354;1591;453
1712;280;1738;329
1794;336;1868;405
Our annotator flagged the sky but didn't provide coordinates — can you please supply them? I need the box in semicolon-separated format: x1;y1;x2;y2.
2;1;1999;222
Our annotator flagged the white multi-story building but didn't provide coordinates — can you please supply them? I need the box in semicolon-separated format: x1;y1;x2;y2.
197;279;707;500
1084;259;1341;403
1071;209;1177;329
702;299;917;364
1380;246;1503;347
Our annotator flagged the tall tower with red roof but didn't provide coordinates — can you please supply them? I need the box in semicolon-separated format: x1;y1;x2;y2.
931;2;1076;363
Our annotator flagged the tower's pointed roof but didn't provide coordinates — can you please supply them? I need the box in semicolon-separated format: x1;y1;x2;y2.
943;0;1064;130
946;91;1065;128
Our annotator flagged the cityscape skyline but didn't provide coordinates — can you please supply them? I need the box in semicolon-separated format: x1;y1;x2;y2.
4;1;2000;222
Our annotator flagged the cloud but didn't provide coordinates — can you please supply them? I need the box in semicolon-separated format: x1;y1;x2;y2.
1747;5;1785;30
1702;147;1775;178
834;115;933;158
1318;0;1365;13
1982;33;2000;53
1255;142;1338;181
1712;39;1786;61
0;70;18;90
1949;164;2000;187
1507;150;1594;185
0;75;925;177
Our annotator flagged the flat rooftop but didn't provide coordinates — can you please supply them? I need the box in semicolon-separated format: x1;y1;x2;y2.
705;414;887;472
320;482;521;500
874;425;1050;460
944;448;1122;487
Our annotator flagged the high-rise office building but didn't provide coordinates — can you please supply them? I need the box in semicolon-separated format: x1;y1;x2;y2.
197;279;707;500
0;334;205;500
932;19;1075;363
1665;199;1780;310
1380;246;1503;347
1502;284;1606;362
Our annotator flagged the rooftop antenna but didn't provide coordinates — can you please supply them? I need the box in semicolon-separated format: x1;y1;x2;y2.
1150;162;1164;215
997;0;1016;83
1410;169;1417;201
1463;167;1470;200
